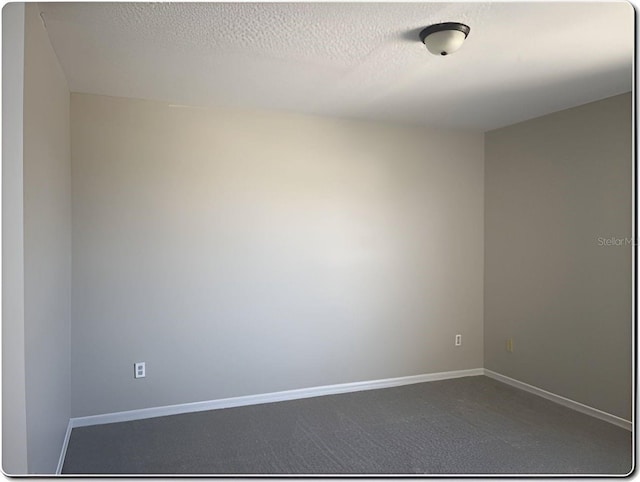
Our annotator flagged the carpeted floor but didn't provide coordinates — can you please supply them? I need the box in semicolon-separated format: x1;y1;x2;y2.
62;375;632;475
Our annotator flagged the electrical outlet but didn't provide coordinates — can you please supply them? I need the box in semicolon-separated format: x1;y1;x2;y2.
134;362;146;379
455;334;462;346
506;338;514;353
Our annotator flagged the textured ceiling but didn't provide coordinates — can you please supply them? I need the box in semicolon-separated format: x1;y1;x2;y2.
40;2;633;130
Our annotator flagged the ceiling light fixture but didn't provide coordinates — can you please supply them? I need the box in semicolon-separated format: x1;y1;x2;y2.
419;22;470;56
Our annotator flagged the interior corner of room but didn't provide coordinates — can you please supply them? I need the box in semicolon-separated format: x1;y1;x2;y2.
2;1;634;476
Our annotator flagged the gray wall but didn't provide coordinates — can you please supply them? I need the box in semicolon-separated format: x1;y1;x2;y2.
71;93;485;417
484;93;632;420
22;2;72;473
2;2;28;475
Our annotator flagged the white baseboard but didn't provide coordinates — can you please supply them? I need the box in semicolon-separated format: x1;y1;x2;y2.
69;368;484;429
59;367;631;472
56;419;73;475
60;368;483;468
484;369;632;431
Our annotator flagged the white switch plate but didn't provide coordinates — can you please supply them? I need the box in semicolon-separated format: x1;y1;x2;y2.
455;334;462;346
134;362;146;378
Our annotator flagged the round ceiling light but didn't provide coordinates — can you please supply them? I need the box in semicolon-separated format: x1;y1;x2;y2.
419;22;470;56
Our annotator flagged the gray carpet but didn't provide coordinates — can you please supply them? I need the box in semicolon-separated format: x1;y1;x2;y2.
62;376;632;474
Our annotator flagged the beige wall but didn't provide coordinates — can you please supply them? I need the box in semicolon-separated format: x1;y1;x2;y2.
71;93;485;417
2;2;28;475
23;2;72;473
484;93;632;420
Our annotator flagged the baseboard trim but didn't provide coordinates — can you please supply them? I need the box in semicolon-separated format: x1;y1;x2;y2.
60;368;481;468
56;419;73;475
484;369;632;431
69;368;484;429
59;367;631;471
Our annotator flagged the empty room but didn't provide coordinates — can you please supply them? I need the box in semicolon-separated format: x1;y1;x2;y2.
2;1;634;476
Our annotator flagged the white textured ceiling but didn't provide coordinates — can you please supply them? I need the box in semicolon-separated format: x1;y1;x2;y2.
40;2;633;130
